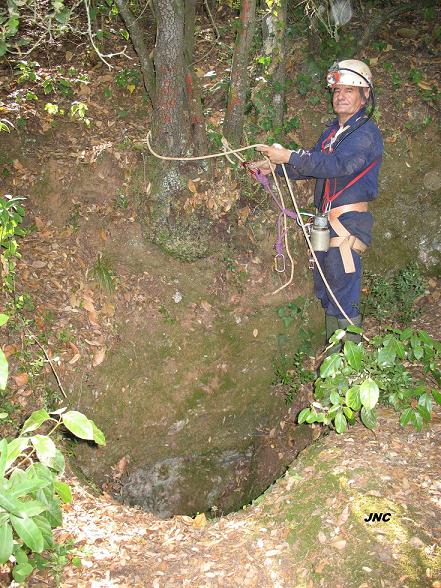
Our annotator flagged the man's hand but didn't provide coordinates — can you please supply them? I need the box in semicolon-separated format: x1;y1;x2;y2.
248;159;274;176
256;144;292;165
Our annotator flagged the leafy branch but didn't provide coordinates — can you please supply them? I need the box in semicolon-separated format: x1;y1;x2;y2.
298;327;441;434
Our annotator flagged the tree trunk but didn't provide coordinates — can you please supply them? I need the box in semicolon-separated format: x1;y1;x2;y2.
153;0;189;154
261;0;287;132
138;0;210;261
223;0;257;144
184;0;209;158
114;0;156;107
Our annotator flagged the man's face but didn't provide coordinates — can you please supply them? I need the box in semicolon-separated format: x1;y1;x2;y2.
332;85;367;121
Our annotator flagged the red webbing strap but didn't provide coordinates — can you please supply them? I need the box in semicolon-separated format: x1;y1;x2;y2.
322;158;380;212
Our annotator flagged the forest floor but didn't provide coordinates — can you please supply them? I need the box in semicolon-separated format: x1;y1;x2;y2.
1;2;441;587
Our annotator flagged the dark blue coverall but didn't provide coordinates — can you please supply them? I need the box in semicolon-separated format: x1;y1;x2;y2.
277;107;384;319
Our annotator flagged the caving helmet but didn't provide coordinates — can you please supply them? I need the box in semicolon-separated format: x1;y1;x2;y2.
326;59;372;89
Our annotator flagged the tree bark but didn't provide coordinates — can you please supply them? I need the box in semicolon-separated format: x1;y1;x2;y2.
184;0;209;157
223;0;257;144
114;0;156;107
153;0;189;154
262;0;287;131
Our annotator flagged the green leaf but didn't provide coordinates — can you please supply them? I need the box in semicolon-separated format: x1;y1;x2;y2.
32;515;54;548
400;327;412;341
13;500;46;517
11;514;44;553
6;437;29;469
12;562;34;583
30;435;57;468
346;324;363;334
0;349;8;390
306;410;319;424
62;411;94;440
345;386;361;411
0;489;26;516
360;407;377;429
51;449;65;473
13;545;29;564
92;422;106;446
21;409;51;434
417;405;431;422
413;344;424;360
399;407;413;427
384;336;405;359
418;392;432;414
0;314;9;327
344;340;363;370
359;378;379;410
0;521;13;564
329;329;346;344
0;438;7;479
34;488;62;527
297;408;310;424
411;410;423;432
334;411;347;434
377;345;396;368
432;389;441;405
9;476;51;499
320;354;343;378
54;480;72;504
329;390;341;405
343;406;353;420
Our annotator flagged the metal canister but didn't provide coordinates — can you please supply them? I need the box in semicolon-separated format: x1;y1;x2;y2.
310;213;330;252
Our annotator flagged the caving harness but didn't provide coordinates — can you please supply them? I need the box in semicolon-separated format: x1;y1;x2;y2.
318;123;381;273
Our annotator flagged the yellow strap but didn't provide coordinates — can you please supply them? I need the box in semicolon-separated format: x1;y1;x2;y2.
327;202;369;273
330;236;368;273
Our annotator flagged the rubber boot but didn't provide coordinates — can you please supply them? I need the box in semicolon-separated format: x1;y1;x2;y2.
325;314;341;355
337;314;362;344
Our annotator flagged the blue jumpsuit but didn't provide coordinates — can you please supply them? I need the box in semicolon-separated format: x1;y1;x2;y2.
277;107;384;318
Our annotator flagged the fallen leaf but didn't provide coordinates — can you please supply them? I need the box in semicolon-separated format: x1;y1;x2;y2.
253;329;258;338
337;505;350;526
193;513;207;528
417;81;434;91
82;298;96;313
102;303;115;317
3;344;18;357
88;310;100;327
188;179;197;193
318;531;327;544
69;354;81;365
200;300;212;312
92;348;106;367
69;342;80;355
13;373;29;387
34;217;45;231
331;539;347;550
85;338;102;347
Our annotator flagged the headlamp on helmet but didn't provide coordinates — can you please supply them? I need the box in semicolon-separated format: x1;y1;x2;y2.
326;63;341;89
326;59;372;89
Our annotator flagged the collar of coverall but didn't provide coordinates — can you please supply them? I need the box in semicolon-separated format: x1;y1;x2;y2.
326;106;367;129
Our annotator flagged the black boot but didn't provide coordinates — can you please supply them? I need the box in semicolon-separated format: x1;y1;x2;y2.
337;314;362;344
325;314;341;355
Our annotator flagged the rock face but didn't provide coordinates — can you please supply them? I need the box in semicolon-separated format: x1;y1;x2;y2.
366;131;441;276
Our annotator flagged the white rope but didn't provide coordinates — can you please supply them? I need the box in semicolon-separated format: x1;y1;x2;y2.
281;164;369;342
145;132;369;342
145;130;266;161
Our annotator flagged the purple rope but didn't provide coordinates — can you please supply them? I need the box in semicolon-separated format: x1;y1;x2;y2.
253;169;297;256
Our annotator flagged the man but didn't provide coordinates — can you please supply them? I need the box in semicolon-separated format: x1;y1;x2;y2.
255;59;384;346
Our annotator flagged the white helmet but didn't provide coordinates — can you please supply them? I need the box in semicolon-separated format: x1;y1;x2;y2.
326;59;372;88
